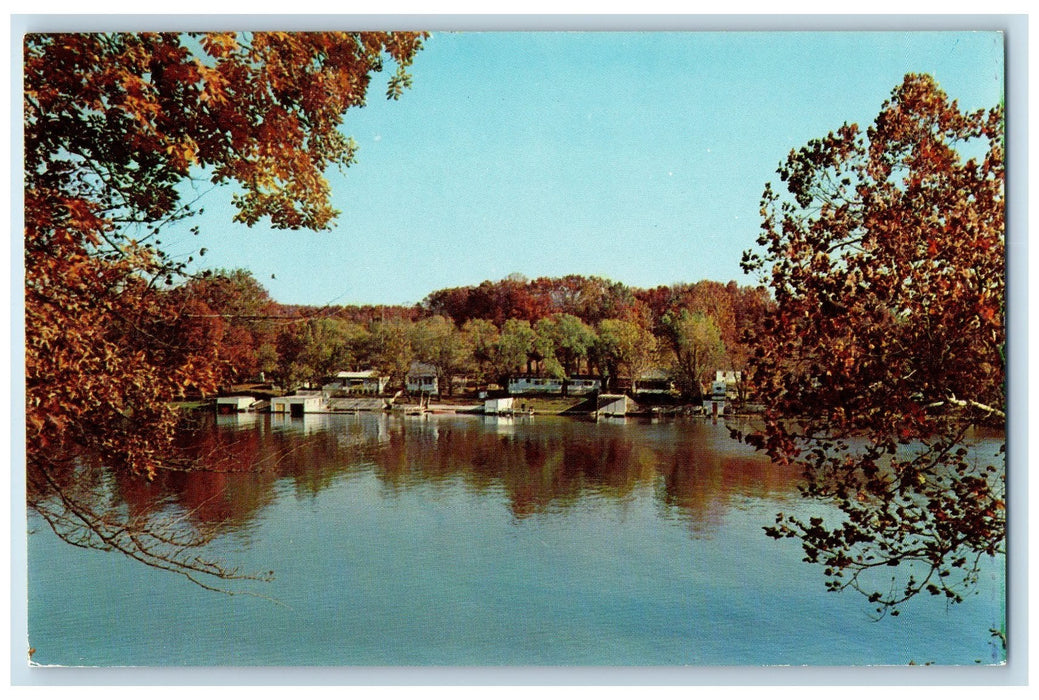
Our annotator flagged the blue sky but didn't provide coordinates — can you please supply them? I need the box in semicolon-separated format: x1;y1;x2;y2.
166;31;1005;307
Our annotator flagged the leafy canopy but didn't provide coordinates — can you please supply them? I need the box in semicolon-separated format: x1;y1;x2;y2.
24;31;425;589
740;74;1005;614
26;31;425;478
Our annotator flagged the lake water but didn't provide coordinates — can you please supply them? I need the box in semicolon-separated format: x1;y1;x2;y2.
26;413;1005;667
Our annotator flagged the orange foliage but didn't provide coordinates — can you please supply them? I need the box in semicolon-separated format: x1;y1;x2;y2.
741;74;1005;612
24;32;425;478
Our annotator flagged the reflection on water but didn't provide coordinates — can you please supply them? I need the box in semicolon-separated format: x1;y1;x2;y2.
27;413;1006;667
137;413;801;534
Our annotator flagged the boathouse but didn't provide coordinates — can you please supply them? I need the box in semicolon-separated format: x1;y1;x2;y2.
215;396;258;414
596;394;635;418
271;394;325;416
484;397;515;415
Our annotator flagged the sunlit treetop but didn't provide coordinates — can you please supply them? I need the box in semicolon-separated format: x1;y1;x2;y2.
24;31;426;237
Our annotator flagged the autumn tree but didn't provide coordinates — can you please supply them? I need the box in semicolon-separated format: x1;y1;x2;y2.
674;281;737;349
24;31;425;587
422;276;549;326
183;268;278;383
411;316;472;397
660;310;727;400
462;318;500;386
275;318;368;389
534;314;597;394
494;319;537;382
368;318;416;392
528;274;636;325
740;74;1005;614
595;319;658;393
726;282;774;375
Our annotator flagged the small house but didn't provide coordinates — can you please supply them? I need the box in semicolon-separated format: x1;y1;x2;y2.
323;370;389;396
596;394;635;418
710;380;728;399
507;376;601;396
703;397;726;417
406;362;439;396
484;396;515;415
215;396;257;414
703;379;729;417
567;377;601;395
715;370;742;398
633;369;674;395
508;376;563;395
271;394;325;416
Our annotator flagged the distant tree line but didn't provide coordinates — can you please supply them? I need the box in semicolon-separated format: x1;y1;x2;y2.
179;270;773;400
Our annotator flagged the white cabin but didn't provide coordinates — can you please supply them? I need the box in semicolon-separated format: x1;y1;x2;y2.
632;369;674;395
406;362;439;395
710;380;729;399
596;394;633;417
215;396;257;414
271;394;325;416
484;397;515;415
714;370;742;399
323;370;389;396
507;376;600;395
